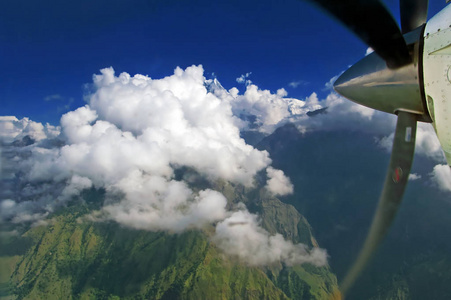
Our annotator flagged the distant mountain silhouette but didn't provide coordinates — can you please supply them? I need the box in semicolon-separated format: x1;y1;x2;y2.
257;122;451;299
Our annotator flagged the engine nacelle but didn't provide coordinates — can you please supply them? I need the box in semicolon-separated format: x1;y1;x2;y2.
333;27;429;120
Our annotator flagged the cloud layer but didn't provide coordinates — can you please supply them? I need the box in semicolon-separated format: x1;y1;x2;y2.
1;66;326;267
2;64;449;268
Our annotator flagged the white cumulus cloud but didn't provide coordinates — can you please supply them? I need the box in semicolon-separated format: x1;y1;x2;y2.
213;209;327;266
0;116;60;143
375;122;446;163
102;171;228;232
6;65;449;267
227;84;313;133
266;167;294;196
409;173;422;181
430;164;451;192
1;65;329;267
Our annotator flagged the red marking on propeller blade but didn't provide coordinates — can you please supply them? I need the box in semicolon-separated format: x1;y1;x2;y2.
393;167;403;183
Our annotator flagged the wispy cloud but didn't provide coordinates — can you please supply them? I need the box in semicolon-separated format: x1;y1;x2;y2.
236;72;252;86
43;94;74;114
213;209;327;266
409;173;422;181
288;80;309;88
44;94;64;101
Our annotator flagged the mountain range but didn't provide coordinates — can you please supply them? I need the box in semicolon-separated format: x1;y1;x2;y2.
255;123;451;299
0;164;339;300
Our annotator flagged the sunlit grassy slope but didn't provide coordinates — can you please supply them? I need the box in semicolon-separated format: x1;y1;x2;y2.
1;178;338;300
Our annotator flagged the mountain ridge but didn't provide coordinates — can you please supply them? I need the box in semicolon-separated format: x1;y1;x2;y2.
1;175;339;300
257;122;451;299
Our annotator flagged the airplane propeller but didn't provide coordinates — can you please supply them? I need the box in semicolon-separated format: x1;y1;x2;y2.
400;0;429;33
308;0;412;68
302;0;449;297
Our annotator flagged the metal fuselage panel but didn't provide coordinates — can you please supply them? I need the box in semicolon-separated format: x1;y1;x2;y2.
423;4;451;165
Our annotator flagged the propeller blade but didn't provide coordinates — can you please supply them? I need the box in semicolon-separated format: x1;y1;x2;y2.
339;111;418;296
400;0;428;33
306;0;411;68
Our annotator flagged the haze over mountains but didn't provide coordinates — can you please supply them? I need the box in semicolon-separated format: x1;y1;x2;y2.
1;66;451;299
256;124;451;299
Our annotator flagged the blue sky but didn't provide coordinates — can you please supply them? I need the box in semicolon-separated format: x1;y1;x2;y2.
0;0;447;125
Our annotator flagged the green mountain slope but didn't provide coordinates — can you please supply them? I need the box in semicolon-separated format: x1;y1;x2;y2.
1;179;338;300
